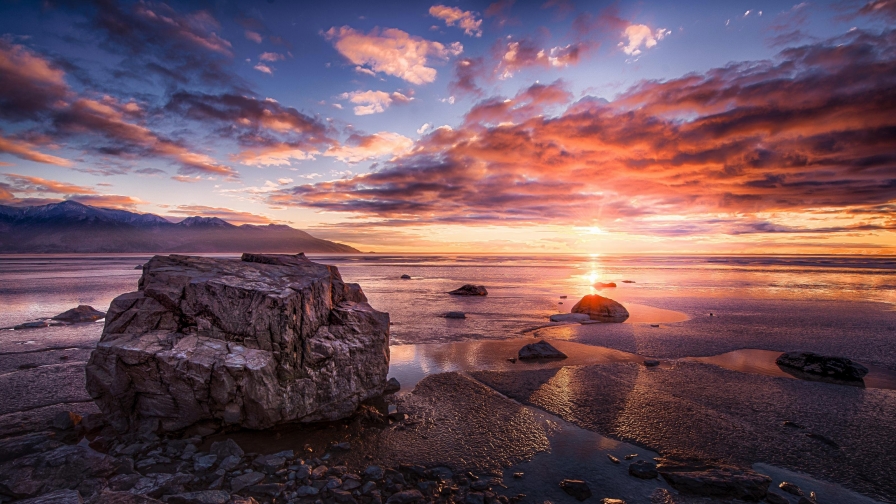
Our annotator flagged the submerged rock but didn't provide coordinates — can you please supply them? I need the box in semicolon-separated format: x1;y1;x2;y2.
571;294;629;322
13;320;50;330
559;479;591;501
52;305;105;323
775;351;869;381
85;253;391;434
444;311;466;319
447;285;488;296
657;459;771;501
629;460;658;479
518;340;567;360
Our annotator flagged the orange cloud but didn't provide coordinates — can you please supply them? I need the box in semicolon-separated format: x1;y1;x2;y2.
324;26;463;84
0;135;70;166
267;30;896;240
429;5;483;37
339;90;412;115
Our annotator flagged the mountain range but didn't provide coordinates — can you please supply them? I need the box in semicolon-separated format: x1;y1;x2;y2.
0;201;359;253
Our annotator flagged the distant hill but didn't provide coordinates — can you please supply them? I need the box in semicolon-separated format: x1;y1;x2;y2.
0;201;359;253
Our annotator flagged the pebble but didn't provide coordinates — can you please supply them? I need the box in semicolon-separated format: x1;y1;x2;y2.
628;460;658;479
623;454;637;460
512;472;523;479
607;454;620;464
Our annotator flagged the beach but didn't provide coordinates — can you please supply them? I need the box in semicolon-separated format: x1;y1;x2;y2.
1;254;895;503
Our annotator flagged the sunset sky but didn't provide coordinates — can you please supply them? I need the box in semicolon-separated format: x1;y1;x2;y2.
0;0;894;253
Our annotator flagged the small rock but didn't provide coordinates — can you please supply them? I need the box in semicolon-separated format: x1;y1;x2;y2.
326;478;343;490
650;324;660;328
231;471;265;493
385;489;424;504
465;493;485;504
507;358;516;363
623;454;638;460
559;479;591;501
783;421;805;429
471;480;489;491
384;378;401;394
657;459;771;501
447;285;488;296
361;481;377;494
518;340;567;360
779;482;803;496
14;320;50;329
246;483;283;498
643;359;660;367
776;351;869;381
210;439;244;460
594;282;617;288
52;305;106;323
343;479;362;491
312;465;329;479
600;500;626;504
607;455;620;464
332;441;351;451
332;489;357;504
296;486;319;497
253;454;285;474
512;472;524;479
218;455;241;472
560;295;568;299
629;460;658;479
51;411;83;431
193;453;217;472
294;464;312;479
571;294;629;322
364;465;384;480
445;311;466;319
400;275;411;279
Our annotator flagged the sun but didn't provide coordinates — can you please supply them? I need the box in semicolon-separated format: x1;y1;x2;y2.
587;226;605;235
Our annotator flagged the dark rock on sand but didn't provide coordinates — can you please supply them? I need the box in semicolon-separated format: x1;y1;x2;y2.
518;340;567;360
657;459;771;501
0;444;118;498
571;295;629;322
643;359;660;367
400;275;411;279
775;351;868;381
628;460;658;479
52;306;105;323
13;320;50;330
445;312;466;319
85;253;390;433
384;377;401;394
448;285;488;296
559;479;591;501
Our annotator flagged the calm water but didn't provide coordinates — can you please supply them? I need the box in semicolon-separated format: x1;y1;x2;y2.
2;253;896;343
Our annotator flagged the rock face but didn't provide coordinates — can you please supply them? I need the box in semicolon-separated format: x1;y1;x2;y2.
447;285;488;296
570;294;629;322
775;351;869;381
85;253;390;434
52;305;106;323
518;340;567;360
657;459;771;501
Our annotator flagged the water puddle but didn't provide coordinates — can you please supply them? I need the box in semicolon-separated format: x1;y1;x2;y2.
687;349;896;390
388;340;651;394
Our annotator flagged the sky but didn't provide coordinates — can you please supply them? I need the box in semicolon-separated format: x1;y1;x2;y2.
0;0;894;254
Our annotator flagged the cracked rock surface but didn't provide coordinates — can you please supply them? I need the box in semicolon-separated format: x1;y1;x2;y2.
85;253;390;434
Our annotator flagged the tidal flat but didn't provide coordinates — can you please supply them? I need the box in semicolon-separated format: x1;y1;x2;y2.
1;254;895;503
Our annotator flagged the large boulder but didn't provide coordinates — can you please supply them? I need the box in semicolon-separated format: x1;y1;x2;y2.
85;253;390;434
448;285;488;296
570;294;629;322
775;351;868;381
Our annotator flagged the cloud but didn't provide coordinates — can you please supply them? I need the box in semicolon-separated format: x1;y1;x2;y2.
259;52;285;62
322;132;414;164
417;123;433;135
3;173;97;195
619;24;671;56
450;57;487;96
858;0;896;20
245;31;263;43
497;38;586;78
429;5;483;37
263;30;896;239
339;90;412;115
165;205;277;225
254;62;273;75
0;39;68;121
324;26;463;84
0;134;70;166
